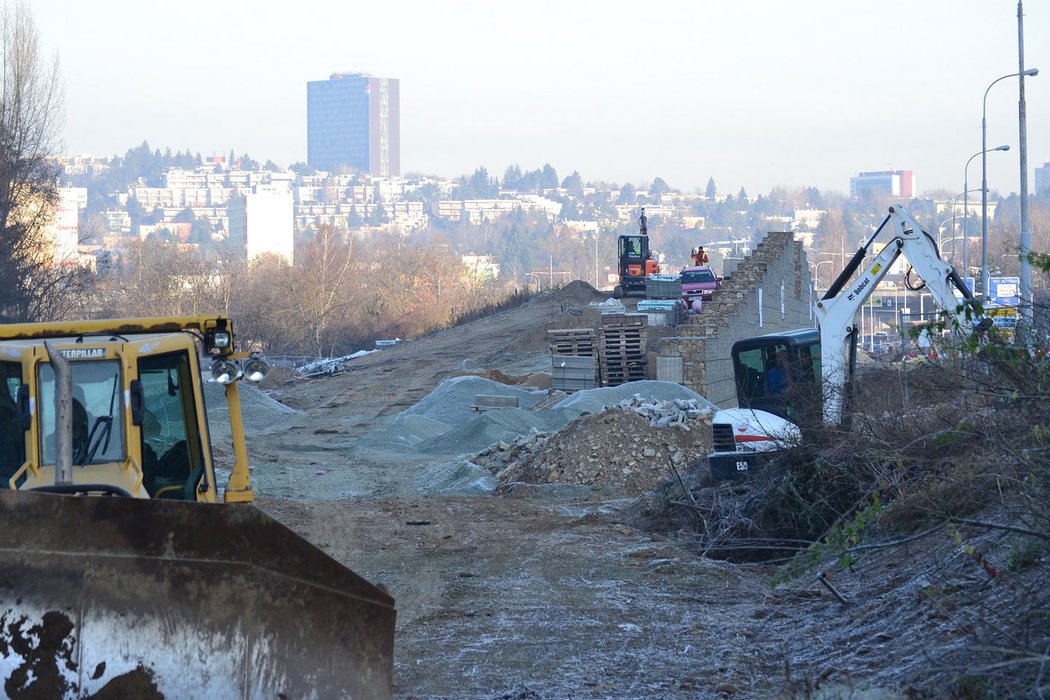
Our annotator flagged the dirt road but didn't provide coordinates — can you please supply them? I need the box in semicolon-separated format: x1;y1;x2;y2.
241;284;1041;698
258;496;777;698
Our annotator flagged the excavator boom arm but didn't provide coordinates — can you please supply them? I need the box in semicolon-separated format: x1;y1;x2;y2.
814;205;977;424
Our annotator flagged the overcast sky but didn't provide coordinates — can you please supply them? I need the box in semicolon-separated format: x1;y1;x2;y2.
31;0;1050;197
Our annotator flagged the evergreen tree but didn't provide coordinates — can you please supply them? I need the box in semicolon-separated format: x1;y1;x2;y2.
650;177;671;196
561;170;584;196
502;164;522;190
540;164;559;190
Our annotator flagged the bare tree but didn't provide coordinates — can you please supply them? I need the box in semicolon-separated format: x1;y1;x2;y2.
95;239;217;318
0;0;66;321
290;224;357;356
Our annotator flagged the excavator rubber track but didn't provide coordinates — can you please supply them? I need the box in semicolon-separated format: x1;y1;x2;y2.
0;490;395;699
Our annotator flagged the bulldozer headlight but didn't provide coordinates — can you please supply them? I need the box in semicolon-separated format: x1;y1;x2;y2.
205;328;232;354
243;355;269;383
210;358;240;384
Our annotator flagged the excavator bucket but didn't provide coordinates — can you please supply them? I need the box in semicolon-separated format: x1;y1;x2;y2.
0;490;395;699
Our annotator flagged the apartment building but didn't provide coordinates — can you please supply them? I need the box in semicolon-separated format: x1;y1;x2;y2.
307;72;400;176
228;185;294;263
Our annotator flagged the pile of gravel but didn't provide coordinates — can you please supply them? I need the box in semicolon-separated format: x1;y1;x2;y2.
400;375;547;424
413;410;568;457
204;380;298;443
356;377;716;462
412;457;498;494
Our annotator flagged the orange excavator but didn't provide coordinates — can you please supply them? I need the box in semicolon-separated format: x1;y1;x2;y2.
613;207;660;298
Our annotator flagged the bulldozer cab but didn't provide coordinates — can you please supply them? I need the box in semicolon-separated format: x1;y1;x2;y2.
0;317;395;698
0;317;232;501
613;207;661;297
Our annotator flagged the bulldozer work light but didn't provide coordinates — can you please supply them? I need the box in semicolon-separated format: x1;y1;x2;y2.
206;330;232;354
243;355;270;383
210;358;240;384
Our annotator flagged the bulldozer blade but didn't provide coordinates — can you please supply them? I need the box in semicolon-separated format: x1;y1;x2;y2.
0;490;395;699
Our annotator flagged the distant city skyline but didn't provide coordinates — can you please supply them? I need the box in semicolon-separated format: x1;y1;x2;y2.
30;0;1050;196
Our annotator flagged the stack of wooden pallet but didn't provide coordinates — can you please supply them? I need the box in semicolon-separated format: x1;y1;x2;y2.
547;328;597;358
599;313;648;387
547;328;598;392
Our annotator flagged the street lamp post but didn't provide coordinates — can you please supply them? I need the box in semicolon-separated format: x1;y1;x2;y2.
811;260;834;289
935;214;956;250
940;236;968;264
943;189;981;265
1018;1;1035;341
965;146;1009;290
981;67;1038;298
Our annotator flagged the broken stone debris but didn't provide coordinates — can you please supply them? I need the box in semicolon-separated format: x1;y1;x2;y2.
616;394;713;427
296;351;376;377
474;396;714;496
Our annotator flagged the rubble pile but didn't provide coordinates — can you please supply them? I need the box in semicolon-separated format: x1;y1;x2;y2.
475;397;714;497
616;395;713;427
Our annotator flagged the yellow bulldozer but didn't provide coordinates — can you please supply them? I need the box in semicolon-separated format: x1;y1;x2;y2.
0;316;395;698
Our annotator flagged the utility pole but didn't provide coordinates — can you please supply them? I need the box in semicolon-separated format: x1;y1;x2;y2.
1017;0;1034;341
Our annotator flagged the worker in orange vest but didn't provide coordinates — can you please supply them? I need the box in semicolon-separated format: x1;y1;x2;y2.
691;246;709;266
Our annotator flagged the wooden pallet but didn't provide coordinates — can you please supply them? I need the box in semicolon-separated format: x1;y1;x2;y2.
598;314;648;386
599;348;646;385
547;328;597;357
601;338;645;350
602;368;647;385
600;313;648;329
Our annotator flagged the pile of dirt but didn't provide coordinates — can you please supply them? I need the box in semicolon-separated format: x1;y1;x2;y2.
452;367;550;389
476;407;713;497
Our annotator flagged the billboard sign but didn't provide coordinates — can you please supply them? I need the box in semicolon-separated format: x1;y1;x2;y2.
988;277;1020;307
986;306;1018;341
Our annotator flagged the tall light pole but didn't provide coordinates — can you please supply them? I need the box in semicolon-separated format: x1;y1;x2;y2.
981;67;1038;298
940;189;981;258
1018;1;1035;341
811;260;833;288
944;188;982;257
935;214;956;250
965;146;1009;291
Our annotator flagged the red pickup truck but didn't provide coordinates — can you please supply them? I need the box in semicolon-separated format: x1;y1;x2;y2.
680;265;720;311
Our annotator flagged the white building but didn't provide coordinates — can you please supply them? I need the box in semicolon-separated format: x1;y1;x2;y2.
48;188;87;265
462;254;500;282
1035;162;1050;196
434;196;562;224
228;184;294;263
790;209;825;229
561;220;599;234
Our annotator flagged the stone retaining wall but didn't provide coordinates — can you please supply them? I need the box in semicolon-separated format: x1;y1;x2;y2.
660;231;813;407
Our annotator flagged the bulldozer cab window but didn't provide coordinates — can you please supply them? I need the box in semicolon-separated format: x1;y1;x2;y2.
38;360;125;466
138;351;205;500
0;361;24;480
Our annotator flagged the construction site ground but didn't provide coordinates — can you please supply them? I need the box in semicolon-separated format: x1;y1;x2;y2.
220;282;1038;699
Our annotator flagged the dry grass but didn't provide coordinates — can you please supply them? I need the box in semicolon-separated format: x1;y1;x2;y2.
626;322;1050;696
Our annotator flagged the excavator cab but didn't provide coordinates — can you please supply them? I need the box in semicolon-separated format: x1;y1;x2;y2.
732;328;823;421
0;316;395;698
